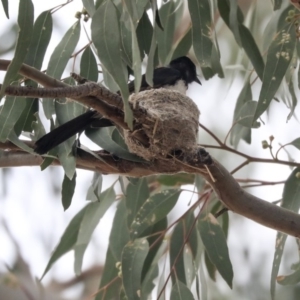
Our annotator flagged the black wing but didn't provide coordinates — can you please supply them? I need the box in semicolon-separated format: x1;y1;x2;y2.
128;67;182;93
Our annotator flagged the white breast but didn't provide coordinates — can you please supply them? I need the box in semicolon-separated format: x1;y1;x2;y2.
163;79;187;95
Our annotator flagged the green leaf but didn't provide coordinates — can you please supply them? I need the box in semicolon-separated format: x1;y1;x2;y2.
270;232;287;299
156;1;180;64
109;200;130;261
198;213;233;288
46;21;81;79
130;190;181;239
141;264;159;300
7;130;34;153
80;46;98;82
172;28;192;60
74;185;116;274
273;0;282;10
228;0;242;46
217;0;264;80
61;172;76;211
43;21;81;119
41;204;89;279
14;97;38;135
253;6;297;121
282;167;300;212
24;10;53;70
1;0;9;18
126;178;150;227
286;79;297;121
82;0;96;17
57;144;76;180
86;172;103;201
170;280;195;300
0;94;26;142
290;137;300;151
235;101;260;128
85;127;146;162
95;247;122;300
277;269;300;285
141;217;167;282
145;3;158;87
0;0;33;99
136;12;153;57
96;200;129;299
170;213;198;285
188;0;213;68
122;238;149;300
91;1;133;127
230;80;253;148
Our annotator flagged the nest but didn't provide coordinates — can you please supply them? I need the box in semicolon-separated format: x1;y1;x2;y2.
123;88;200;160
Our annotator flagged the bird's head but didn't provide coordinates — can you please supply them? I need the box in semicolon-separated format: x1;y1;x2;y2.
169;56;201;85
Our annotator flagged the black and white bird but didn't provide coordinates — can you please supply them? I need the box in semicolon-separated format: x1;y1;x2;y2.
34;56;201;154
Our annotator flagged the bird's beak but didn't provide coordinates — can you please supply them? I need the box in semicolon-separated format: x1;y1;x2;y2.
195;77;202;85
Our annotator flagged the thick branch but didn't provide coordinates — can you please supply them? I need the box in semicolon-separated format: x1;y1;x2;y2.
0;60;128;130
1;143;300;238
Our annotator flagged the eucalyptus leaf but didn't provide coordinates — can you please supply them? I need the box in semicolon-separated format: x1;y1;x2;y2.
0;0;33;99
199;213;233;288
61;172;76;211
122;239;149;300
130;190;180;239
254;6;297;121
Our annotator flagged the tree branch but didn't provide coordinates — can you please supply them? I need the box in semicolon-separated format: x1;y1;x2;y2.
0;59;129;130
1;143;300;238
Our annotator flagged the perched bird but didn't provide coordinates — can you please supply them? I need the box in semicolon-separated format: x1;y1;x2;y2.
34;56;201;155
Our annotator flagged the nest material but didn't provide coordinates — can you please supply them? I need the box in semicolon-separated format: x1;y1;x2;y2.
123;88;200;160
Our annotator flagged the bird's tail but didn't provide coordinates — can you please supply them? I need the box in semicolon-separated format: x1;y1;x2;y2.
34;110;113;154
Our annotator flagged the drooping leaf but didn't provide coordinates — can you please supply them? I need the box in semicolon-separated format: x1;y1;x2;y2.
122;238;149;300
43;21;81;118
253;6;297;121
41;204;89;279
46;21;81;80
270;167;300;298
74;185;116;274
126;178;150;227
188;0;213;68
273;0;283;10
130;190;181;239
141;264;159;300
0;0;33;99
170;280;195;300
217;0;265;80
141;217;167;282
235;101;260;128
270;232;288;299
82;0;96;17
170;213;198;285
61;172;76;211
156;1;181;64
198;213;233;288
91;1;133;127
96;200;129;300
230;80;253;148
277;268;300;285
0;94;25;142
25;10;53;70
80;46;98;82
1;0;9;18
136;12;153;58
85;127;146;162
86;172;103;201
172;28;192;60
